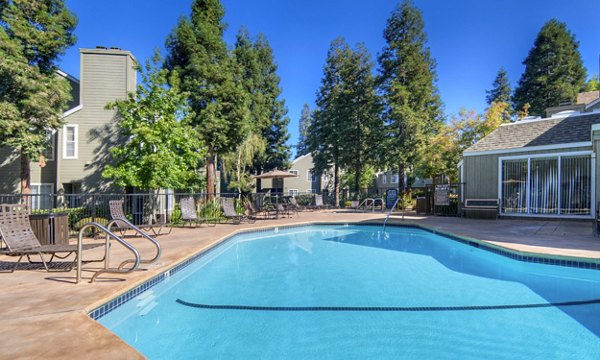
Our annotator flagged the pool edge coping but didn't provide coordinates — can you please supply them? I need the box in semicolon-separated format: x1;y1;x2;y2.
87;220;600;320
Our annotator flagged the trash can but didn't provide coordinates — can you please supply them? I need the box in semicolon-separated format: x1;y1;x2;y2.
416;197;427;215
29;213;69;245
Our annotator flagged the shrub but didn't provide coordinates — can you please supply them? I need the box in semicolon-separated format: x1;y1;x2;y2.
296;194;314;206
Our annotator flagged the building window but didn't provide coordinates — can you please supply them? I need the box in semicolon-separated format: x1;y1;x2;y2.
289;189;299;197
43;130;55;161
500;154;591;216
307;171;317;182
391;174;399;184
63;124;78;159
306;189;316;194
30;183;54;210
289;170;299;176
382;175;387;185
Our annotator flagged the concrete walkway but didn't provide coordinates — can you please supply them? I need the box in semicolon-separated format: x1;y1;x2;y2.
0;211;598;359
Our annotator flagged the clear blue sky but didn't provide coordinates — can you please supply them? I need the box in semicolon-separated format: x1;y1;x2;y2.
60;0;600;158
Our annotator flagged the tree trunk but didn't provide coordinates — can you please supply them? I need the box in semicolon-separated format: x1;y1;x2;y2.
354;161;361;197
398;162;405;210
334;163;340;208
20;151;31;195
206;151;215;200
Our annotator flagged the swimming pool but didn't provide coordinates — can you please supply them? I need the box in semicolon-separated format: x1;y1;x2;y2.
97;224;600;359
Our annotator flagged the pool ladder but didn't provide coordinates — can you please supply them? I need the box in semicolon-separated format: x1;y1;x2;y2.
76;218;161;283
382;197;403;232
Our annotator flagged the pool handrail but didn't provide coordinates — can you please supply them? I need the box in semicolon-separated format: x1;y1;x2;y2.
107;218;162;269
77;222;140;283
383;197;402;232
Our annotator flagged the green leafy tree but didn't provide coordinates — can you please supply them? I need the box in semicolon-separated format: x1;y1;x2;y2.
417;104;510;181
512;19;586;116
377;0;444;194
165;0;249;198
486;67;512;105
0;0;76;193
583;75;600;92
103;53;205;192
222;133;265;194
296;104;312;157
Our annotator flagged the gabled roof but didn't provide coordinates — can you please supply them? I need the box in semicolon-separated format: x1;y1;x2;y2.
464;111;600;155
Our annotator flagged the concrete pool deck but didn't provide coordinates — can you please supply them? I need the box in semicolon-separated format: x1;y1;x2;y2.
1;211;598;359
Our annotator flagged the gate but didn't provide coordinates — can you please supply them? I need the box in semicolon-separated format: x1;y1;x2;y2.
424;182;464;217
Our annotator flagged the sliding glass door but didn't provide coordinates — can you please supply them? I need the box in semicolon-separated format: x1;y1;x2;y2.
529;158;558;214
500;153;591;216
501;159;528;213
560;156;591;215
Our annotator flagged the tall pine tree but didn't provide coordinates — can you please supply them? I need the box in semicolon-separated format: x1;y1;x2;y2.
0;0;77;194
233;29;290;178
296;104;312;157
377;0;443;193
337;43;382;194
165;0;249;197
486;67;512;105
309;38;381;203
252;34;291;172
512;19;586;116
309;38;349;207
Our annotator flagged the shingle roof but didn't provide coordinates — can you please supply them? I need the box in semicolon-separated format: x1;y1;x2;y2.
464;112;600;153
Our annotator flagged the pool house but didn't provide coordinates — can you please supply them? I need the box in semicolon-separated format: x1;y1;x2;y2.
460;109;600;219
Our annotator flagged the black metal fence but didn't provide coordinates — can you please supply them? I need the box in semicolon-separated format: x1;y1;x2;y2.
424;183;465;217
0;192;330;237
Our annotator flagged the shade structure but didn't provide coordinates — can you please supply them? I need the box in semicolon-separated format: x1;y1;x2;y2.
254;170;298;179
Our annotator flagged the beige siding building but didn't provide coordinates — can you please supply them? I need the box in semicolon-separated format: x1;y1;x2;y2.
0;47;136;195
259;154;325;195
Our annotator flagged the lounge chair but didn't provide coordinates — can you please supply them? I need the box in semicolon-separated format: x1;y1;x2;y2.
247;200;277;220
284;197;299;217
221;198;245;224
0;203;104;273
109;199;172;236
313;194;326;210
179;197;216;227
349;200;360;210
288;196;304;212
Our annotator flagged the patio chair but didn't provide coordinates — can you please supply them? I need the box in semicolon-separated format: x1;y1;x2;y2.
221;198;245;224
284;197;299;217
179;197;216;227
0;203;104;273
349;200;360;210
288;196;304;212
247;200;277;220
313;194;326;210
109;199;173;236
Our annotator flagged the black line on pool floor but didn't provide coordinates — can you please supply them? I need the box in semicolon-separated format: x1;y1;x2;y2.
176;298;600;312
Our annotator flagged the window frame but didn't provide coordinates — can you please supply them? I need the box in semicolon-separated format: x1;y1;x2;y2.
497;150;594;218
62;124;78;159
43;130;56;162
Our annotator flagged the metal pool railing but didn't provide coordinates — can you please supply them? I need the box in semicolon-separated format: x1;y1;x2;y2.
383;197;402;232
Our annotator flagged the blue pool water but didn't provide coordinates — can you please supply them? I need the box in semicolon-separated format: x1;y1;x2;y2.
98;225;600;359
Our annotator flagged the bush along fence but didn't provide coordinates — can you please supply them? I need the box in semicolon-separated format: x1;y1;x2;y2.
0;192;331;237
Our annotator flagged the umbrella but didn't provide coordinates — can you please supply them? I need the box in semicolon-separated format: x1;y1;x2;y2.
254;169;298;179
254;170;298;196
